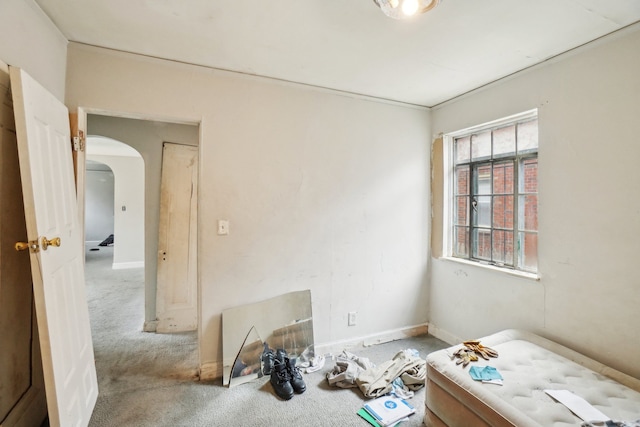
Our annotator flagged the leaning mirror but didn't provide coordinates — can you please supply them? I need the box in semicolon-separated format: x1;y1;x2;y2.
222;290;314;387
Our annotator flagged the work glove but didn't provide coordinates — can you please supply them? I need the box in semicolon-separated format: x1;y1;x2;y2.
452;348;478;367
463;340;499;360
451;340;499;367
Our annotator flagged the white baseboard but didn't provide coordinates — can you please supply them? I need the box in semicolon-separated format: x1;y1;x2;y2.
112;261;144;269
426;324;462;346
315;323;430;356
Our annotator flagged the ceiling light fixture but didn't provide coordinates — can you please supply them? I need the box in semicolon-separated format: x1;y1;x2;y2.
373;0;441;19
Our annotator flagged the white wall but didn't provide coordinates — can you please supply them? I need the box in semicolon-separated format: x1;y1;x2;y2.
0;0;67;100
430;25;640;378
65;43;432;370
85;166;115;243
87;154;145;269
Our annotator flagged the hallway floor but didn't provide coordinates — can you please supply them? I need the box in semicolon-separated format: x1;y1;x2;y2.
84;245;199;425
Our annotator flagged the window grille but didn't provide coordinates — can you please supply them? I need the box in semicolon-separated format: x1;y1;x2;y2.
451;115;538;273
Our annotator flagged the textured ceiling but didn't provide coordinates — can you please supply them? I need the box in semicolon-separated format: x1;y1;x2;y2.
36;0;640;107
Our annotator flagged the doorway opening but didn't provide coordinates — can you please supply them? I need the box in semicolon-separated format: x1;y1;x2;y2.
85;137;144;269
83;114;200;396
85;160;114;250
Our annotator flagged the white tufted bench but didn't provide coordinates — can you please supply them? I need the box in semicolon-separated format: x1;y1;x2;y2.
424;329;640;427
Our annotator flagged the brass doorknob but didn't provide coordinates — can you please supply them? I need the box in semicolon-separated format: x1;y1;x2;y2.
41;236;61;251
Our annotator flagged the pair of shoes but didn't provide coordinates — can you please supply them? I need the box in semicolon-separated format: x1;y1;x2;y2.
268;349;306;400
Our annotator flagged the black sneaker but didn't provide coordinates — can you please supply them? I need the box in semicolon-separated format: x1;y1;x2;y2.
285;357;306;394
270;360;294;400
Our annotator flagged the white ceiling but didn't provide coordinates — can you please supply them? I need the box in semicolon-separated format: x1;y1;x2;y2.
36;0;640;107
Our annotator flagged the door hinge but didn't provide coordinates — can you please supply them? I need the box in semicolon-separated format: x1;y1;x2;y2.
72;130;86;152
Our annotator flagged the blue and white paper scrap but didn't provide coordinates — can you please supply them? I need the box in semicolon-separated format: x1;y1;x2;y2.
469;366;503;385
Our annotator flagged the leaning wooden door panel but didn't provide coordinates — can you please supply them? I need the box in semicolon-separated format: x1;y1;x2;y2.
156;142;198;333
10;66;97;427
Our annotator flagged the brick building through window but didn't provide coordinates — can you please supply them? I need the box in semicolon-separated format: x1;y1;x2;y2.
450;113;538;273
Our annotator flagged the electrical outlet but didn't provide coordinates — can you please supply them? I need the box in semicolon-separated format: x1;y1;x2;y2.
348;311;357;326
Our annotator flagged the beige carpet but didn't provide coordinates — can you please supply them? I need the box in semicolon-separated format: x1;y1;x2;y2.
84;245;448;427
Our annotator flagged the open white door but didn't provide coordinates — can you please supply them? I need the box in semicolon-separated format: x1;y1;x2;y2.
0;62;47;427
10;67;98;427
156;142;198;333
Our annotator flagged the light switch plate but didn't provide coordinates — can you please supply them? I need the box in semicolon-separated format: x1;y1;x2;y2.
218;220;229;235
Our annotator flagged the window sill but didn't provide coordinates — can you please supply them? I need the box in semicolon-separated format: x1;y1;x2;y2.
439;256;540;281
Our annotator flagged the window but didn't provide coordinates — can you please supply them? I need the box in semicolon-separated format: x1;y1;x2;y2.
448;111;538;273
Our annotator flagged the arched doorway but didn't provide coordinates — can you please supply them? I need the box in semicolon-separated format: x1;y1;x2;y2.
85;136;145;269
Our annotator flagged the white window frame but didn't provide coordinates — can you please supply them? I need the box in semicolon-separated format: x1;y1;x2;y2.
442;109;539;280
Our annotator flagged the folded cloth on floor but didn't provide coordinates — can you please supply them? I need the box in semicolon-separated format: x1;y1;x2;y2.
392;377;415;399
299;354;326;374
356;349;426;398
326;351;376;388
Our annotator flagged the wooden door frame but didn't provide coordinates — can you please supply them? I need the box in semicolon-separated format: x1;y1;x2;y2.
69;108;87;246
77;108;202;363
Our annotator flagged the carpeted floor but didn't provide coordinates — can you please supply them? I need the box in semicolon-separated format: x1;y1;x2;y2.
85;245;448;427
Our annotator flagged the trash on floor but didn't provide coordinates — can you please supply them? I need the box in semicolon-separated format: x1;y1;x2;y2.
326;348;426;399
